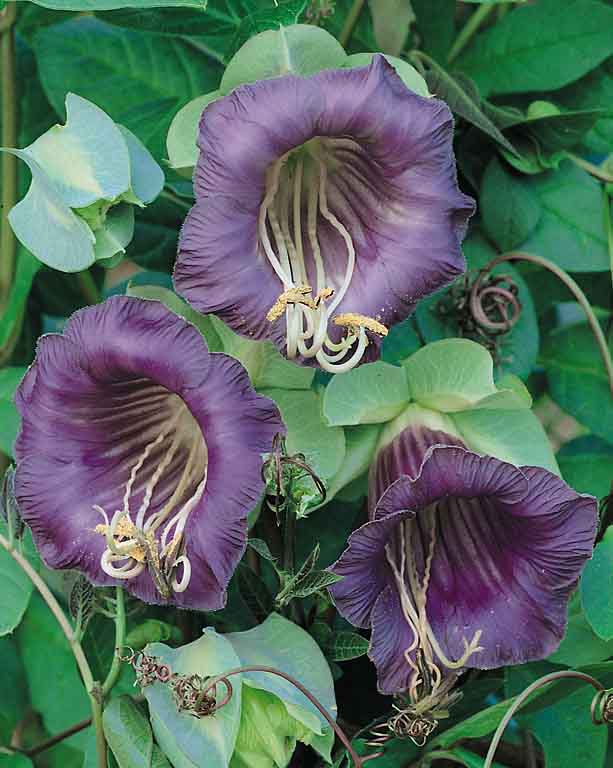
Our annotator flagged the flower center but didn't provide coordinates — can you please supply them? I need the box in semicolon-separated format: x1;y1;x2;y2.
94;388;207;598
385;507;483;709
259;137;387;372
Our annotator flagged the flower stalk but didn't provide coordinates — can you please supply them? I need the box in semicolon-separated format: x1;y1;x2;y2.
0;531;107;768
0;2;17;313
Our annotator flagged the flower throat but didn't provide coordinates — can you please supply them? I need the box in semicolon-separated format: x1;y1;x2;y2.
261;137;387;372
94;392;207;598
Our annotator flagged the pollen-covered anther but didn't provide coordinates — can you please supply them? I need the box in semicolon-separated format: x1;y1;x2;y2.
333;313;388;337
314;287;334;307
266;286;316;323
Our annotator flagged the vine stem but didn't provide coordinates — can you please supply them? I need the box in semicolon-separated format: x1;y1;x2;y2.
202;665;381;767
484;671;604;768
0;532;107;768
102;586;126;697
476;251;613;395
0;2;18;312
339;0;366;48
447;3;495;63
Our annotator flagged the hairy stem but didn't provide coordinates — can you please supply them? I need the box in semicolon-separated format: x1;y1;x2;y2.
102;586;126;697
0;533;107;768
477;251;613;395
448;4;495;63
0;3;18;312
484;671;604;768
24;718;92;757
339;0;366;48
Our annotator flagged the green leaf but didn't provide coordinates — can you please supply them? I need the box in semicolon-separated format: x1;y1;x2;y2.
226;613;337;735
542;322;613;441
34;18;223;161
143;632;243;768
126;283;224;352
247;538;277;564
3;148;97;272
411;0;455;62
208;317;314;390
367;0;414;57
0;246;41;358
0;756;33;768
558;59;613;155
323;362;410;426
323;631;369;662
0;636;28;746
480;158;540;251
519;162;609;272
457;0;613;96
20;0;208;9
261;389;345;481
412;53;517;155
506;663;608;768
558;437;613;500
324;424;380;504
549;596;613;666
166;91;220;172
17;593;91;749
0;367;26;458
220;24;346;94
404;339;498;411
103;697;156;768
452;406;559;474
581;530;613;641
278;570;343;605
0;523;33;637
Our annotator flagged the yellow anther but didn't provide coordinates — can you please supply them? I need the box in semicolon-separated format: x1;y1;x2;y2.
95;518;146;562
266;286;317;322
314;287;334;307
333;313;388;337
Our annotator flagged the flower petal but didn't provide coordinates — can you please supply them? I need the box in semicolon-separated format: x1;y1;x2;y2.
369;586;416;695
176;56;474;364
14;296;283;609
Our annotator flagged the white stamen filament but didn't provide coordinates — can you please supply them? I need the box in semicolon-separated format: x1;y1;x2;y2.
385;511;484;706
259;138;385;372
95;399;207;597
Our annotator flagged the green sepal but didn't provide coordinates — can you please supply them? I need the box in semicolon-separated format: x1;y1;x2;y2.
166;91;221;174
343;52;430;96
220;24;347;94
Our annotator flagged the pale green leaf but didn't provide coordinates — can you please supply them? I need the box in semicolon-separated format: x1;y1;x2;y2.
451;407;559;474
226;613;337;735
93;204;134;263
323;361;410;426
143;632;242;768
26;92;130;208
261;389;345;481
19;0;207;8
404;339;498;411
220;24;347;94
166;91;220;172
118;125;165;204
